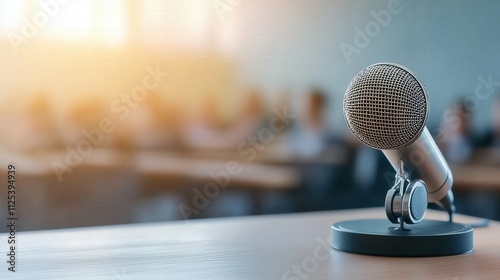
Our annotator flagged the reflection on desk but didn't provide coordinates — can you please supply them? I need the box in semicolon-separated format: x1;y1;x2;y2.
0;208;498;279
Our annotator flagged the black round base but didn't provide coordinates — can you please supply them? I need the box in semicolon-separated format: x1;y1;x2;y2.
331;219;473;257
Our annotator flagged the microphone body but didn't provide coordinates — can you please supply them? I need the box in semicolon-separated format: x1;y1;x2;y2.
382;127;454;214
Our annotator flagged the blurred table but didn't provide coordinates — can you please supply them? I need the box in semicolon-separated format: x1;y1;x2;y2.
187;144;349;165
468;148;500;165
0;148;301;230
2;148;300;190
1;208;498;280
452;164;500;191
134;151;300;189
2;143;348;189
452;148;500;191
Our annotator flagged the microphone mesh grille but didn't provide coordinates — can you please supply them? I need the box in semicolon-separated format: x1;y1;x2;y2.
343;63;428;150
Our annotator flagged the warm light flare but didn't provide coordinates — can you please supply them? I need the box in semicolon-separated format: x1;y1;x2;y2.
0;1;24;30
142;0;211;49
0;0;220;49
49;0;95;38
0;0;234;112
97;0;127;45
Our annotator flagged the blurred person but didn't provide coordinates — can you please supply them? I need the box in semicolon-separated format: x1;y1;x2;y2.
62;98;114;148
180;89;268;218
181;92;228;149
7;93;61;152
258;89;298;214
122;92;177;150
448;97;500;220
260;88;295;157
291;89;332;158
182;88;267;150
438;99;475;163
234;88;268;137
290;89;346;211
477;94;500;148
289;88;343;162
273;89;294;134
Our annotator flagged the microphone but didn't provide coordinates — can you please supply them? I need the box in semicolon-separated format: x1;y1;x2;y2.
343;63;455;220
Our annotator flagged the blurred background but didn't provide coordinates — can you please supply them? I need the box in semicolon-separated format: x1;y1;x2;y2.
1;0;500;232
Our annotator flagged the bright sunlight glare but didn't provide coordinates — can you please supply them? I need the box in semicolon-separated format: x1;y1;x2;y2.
50;0;95;38
0;1;24;31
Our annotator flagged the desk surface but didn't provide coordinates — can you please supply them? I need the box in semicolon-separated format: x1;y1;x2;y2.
1;208;499;280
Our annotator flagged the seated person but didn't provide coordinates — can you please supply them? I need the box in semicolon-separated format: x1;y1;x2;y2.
438;99;475;164
477;95;500;148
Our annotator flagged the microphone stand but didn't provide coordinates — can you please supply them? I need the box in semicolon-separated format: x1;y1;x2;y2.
332;158;474;257
396;160;407;231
